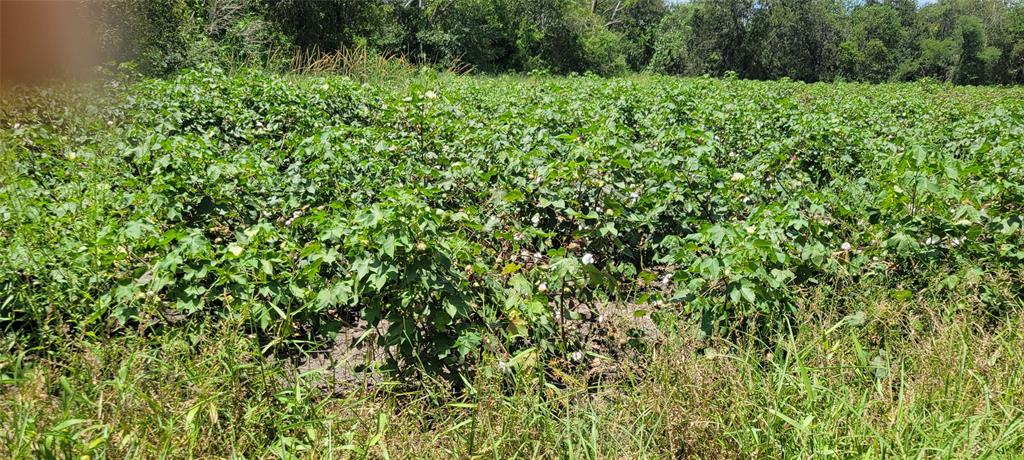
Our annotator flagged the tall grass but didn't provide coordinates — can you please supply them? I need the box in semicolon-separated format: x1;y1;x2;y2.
289;46;472;83
3;276;1021;458
210;43;472;83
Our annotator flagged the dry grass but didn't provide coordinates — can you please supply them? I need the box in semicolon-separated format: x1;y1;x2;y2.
289;46;472;83
3;276;1022;458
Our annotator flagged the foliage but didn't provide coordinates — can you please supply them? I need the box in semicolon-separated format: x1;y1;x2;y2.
267;0;399;52
92;0;1024;84
751;0;845;81
838;4;909;82
97;0;209;75
952;15;1002;84
646;0;1024;84
3;70;1023;385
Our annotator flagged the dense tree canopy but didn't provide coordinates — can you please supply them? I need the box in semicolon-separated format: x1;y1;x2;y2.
103;0;1024;84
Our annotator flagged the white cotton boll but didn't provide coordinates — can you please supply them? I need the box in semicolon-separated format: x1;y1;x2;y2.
841;242;852;251
925;236;940;245
731;172;746;182
531;213;540;226
571;351;583;362
581;253;595;265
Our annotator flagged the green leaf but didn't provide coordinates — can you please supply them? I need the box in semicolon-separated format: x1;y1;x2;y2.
382;233;397;258
226;243;244;257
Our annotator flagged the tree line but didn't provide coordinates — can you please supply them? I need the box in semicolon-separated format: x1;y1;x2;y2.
103;0;1024;84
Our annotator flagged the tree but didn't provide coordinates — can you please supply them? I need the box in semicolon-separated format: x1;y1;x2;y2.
86;0;1024;84
651;0;760;77
648;3;699;74
839;4;908;81
952;15;1000;84
267;0;398;52
595;0;668;70
403;0;520;71
98;0;206;75
751;0;844;81
1009;2;1024;82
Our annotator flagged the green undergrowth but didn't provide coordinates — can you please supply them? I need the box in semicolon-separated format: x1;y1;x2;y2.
2;279;1022;458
